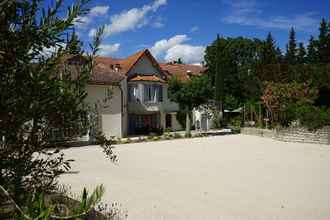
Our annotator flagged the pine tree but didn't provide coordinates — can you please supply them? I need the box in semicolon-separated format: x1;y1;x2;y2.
297;42;307;64
276;47;283;63
262;32;278;64
285;27;298;64
307;36;319;64
318;18;330;63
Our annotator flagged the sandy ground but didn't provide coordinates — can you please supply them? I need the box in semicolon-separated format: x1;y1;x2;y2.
59;134;330;220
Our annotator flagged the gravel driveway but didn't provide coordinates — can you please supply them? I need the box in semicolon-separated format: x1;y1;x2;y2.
60;134;330;220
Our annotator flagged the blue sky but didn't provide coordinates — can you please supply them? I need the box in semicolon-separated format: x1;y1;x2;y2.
70;0;329;63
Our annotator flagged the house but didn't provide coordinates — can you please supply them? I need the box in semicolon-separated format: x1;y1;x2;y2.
65;49;207;138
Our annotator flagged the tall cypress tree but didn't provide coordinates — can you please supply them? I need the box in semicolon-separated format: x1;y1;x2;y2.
297;42;307;64
307;36;319;64
285;27;298;64
318;18;330;63
215;34;224;124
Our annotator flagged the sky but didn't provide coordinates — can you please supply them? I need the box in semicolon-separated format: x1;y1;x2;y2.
67;0;330;64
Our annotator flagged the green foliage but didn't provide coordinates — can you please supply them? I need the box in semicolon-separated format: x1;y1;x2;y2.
168;75;212;110
297;42;307;64
168;75;211;134
307;36;319;64
261;32;279;64
224;95;241;110
261;82;318;125
285;27;298;64
295;105;330;130
215;34;225;114
0;0;115;219
205;36;262;103
318;18;330;63
212;111;222;129
67;30;83;54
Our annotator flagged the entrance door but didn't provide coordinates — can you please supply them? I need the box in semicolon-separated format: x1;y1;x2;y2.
128;113;161;135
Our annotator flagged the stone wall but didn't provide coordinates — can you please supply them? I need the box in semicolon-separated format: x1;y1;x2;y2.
241;127;330;145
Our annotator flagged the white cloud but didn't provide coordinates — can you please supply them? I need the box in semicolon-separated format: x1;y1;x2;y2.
152;16;164;28
149;34;205;64
75;5;109;28
222;0;319;32
150;34;189;58
90;5;110;16
191;26;199;32
74;16;92;28
88;28;97;38
99;0;167;37
164;44;205;64
98;43;120;56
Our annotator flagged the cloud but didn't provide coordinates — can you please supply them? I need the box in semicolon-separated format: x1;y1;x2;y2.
96;0;167;37
152;16;165;28
98;43;120;56
150;34;189;58
74;16;92;28
75;5;109;28
149;34;205;64
222;0;319;31
191;26;199;32
164;44;205;64
90;5;110;16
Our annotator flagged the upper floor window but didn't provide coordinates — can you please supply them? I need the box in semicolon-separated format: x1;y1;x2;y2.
128;84;138;101
144;84;163;103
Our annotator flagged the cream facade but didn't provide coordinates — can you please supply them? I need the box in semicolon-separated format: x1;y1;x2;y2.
84;50;183;138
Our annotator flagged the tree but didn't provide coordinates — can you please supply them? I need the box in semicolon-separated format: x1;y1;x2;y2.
214;34;225;124
297;42;307;64
205;36;260;103
307;36;319;64
0;0;115;218
67;30;83;54
261;82;318;125
261;32;278;64
318;18;330;63
285;27;298;64
168;75;212;135
174;58;183;64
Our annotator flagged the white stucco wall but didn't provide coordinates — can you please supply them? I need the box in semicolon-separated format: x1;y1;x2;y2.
85;84;123;138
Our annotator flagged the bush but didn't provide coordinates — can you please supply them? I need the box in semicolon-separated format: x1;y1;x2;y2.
295;105;330;130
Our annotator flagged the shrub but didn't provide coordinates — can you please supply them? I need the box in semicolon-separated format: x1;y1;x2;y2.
295;105;330;130
152;136;160;141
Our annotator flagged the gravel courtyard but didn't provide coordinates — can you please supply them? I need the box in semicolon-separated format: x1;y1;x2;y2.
59;134;330;220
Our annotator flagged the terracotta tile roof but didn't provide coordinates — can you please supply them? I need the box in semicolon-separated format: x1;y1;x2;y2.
61;50;208;85
93;49;156;75
129;74;165;83
90;62;125;85
61;55;125;85
159;63;207;81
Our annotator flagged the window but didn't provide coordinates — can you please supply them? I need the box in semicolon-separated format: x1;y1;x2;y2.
144;84;163;102
128;84;138;101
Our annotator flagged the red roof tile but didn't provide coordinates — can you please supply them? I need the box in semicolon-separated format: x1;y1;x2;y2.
129;74;165;83
159;63;207;81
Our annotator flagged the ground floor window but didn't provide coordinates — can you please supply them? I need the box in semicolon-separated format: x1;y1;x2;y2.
128;113;161;135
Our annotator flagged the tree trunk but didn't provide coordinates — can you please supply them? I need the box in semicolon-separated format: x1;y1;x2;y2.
185;110;191;136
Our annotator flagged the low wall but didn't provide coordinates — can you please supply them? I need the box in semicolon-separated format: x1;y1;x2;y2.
241;127;330;145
